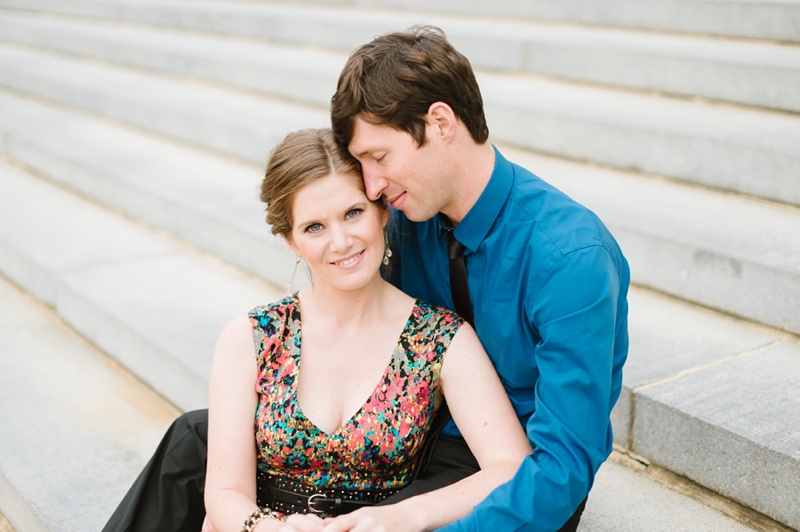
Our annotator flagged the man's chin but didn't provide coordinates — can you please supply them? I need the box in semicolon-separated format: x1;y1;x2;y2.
399;208;437;223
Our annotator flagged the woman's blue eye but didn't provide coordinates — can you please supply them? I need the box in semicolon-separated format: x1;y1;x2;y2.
306;223;322;233
346;209;363;219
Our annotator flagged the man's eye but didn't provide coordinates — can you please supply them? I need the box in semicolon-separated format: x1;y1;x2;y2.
305;223;322;233
375;155;385;163
346;209;363;219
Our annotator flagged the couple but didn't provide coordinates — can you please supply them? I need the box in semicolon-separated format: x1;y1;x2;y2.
104;26;629;532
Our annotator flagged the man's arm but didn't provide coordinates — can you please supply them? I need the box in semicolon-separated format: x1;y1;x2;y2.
440;245;628;531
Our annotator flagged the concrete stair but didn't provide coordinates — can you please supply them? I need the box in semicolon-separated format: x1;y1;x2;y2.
0;273;180;532
0;0;798;530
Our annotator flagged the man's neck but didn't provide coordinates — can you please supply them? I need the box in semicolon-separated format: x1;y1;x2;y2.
439;141;496;225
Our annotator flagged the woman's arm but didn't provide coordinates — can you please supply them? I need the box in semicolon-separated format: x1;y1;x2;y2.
323;323;531;532
205;315;283;532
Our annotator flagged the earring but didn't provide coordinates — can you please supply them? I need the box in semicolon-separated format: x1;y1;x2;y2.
383;231;393;266
287;256;301;295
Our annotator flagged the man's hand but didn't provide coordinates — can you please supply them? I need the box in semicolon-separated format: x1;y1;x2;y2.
321;506;422;532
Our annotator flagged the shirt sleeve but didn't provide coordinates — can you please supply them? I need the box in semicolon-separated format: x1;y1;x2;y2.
439;245;627;531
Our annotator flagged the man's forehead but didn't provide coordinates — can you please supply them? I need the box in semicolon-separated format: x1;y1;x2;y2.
349;118;405;155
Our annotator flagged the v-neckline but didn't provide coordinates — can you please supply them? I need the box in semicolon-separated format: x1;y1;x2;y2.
290;294;421;437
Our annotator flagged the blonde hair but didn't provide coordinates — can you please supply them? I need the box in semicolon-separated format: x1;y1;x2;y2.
261;129;364;237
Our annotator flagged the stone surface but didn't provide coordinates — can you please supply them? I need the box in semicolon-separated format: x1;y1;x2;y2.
503;146;800;336
0;512;16;532
1;38;798;207
610;287;778;446
0;1;797;527
282;0;800;43
0;10;344;109
480;72;800;207
579;460;756;531
0;156;281;410
0;161;176;305
0;91;298;289
5;0;799;44
0;276;179;532
0;44;328;166
58;251;282;410
1;9;798;113
633;341;800;529
3;90;797;336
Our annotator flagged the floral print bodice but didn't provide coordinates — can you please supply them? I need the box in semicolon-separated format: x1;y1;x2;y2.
250;295;462;491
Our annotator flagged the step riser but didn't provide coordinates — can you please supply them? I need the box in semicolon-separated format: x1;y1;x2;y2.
633;342;800;529
485;101;800;208
0;239;56;306
278;0;800;43
56;272;208;412
0;471;48;532
616;229;800;336
635;396;800;530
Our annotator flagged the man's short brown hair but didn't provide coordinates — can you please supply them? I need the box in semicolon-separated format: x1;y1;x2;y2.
331;25;489;149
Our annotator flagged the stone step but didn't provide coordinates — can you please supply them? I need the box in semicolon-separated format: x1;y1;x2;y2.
1;42;797;210
0;279;770;532
1;0;798;47
0;274;180;532
0;89;303;290
1;8;799;115
0;43;329;166
579;458;764;531
2;89;798;336
612;287;800;529
271;0;800;44
503;147;800;337
0;158;282;411
1;159;796;530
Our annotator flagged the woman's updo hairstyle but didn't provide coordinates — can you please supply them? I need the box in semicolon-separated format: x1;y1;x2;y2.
261;128;363;238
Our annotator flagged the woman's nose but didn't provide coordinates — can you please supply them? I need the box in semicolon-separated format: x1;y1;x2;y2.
329;223;353;251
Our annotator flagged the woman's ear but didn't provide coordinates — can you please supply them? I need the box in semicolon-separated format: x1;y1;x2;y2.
281;234;301;258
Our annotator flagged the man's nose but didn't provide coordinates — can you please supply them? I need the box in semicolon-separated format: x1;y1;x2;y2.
362;166;387;201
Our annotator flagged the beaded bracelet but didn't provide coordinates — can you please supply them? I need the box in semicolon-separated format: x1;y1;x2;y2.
241;507;281;532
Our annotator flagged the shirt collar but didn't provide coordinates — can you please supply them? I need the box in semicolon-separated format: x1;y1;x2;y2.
437;146;514;253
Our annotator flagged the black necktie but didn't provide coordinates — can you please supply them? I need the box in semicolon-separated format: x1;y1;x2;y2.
440;215;475;327
412;216;474;476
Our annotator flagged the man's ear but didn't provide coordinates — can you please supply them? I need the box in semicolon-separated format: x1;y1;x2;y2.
426;102;458;142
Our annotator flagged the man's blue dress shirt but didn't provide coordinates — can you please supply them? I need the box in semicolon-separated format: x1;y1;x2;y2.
392;148;630;531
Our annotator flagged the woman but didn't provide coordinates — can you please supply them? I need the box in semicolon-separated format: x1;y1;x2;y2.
204;129;530;532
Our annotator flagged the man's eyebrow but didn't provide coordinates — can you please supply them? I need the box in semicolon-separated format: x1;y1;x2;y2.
350;146;370;158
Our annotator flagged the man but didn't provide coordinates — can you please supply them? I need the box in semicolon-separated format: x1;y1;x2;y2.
104;26;628;532
328;26;629;531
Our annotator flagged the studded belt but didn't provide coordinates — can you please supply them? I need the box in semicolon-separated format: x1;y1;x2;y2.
256;470;403;517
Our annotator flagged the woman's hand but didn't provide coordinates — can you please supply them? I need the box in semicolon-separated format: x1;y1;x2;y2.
321;506;422;532
278;514;326;532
